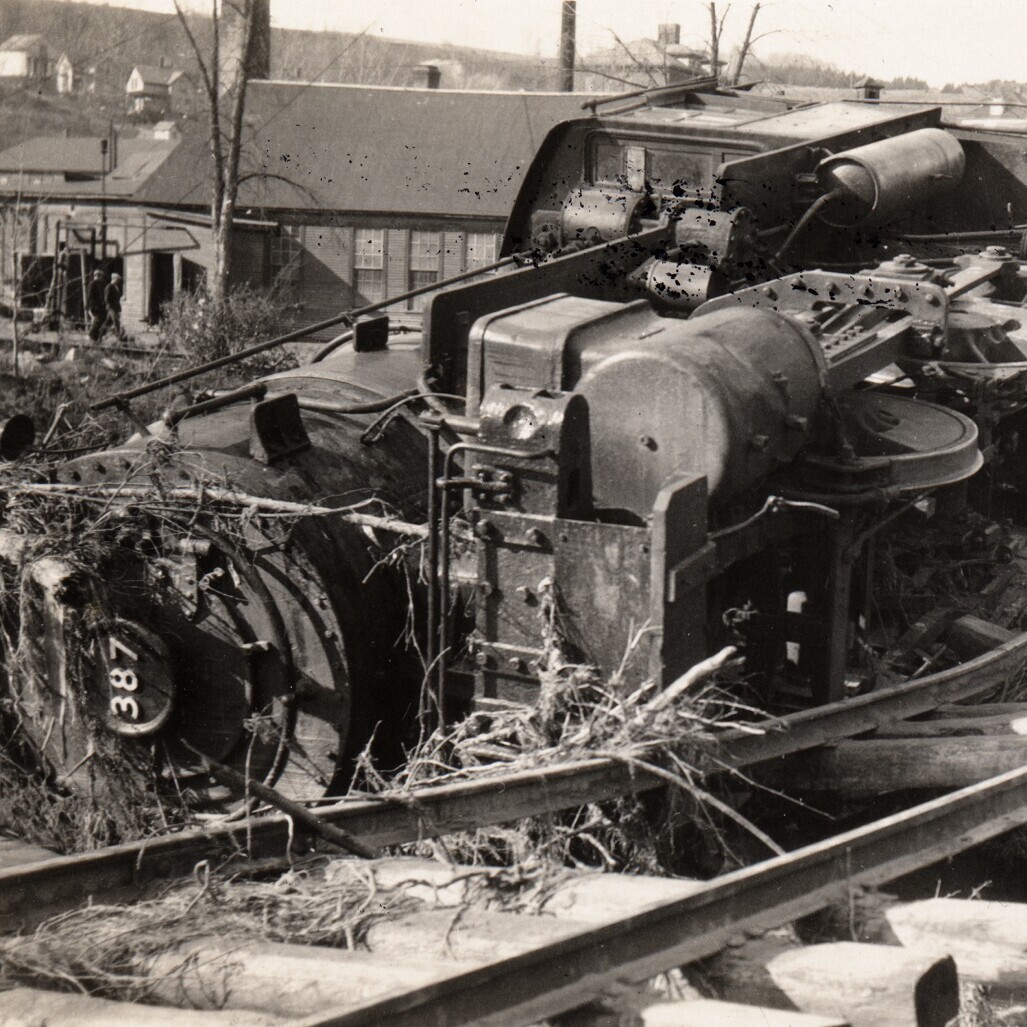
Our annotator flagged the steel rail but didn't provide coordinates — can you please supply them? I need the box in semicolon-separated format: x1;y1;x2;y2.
3;628;1026;929
295;763;1027;1027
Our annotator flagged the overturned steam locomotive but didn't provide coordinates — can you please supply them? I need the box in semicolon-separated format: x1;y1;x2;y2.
9;88;1027;801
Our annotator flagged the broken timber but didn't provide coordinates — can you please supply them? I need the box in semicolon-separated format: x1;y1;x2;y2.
773;736;1027;795
705;939;958;1027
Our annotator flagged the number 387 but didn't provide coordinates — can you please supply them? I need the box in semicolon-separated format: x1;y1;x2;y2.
108;636;142;721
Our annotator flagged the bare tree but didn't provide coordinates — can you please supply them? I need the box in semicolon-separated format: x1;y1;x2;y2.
729;3;761;84
173;0;258;308
585;3;764;92
708;2;729;80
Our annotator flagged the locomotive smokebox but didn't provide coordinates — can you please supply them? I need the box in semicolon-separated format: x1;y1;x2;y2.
817;128;965;227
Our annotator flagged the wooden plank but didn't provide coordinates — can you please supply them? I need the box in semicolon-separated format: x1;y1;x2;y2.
643;999;848;1026
928;702;1027;719
4;628;1027;930
767;943;958;1027
0;836;55;870
146;940;480;1017
945;615;1016;658
366;908;586;962
887;898;1027;988
539;872;705;923
364;858;704;921
700;935;956;1025
0;987;282;1026
290;765;1027;1027
775;737;1027;796
873;714;1027;737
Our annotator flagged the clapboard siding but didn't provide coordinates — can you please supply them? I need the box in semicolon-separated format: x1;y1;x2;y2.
299;224;353;331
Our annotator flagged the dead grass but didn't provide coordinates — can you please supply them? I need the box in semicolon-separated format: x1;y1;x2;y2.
0;855;536;1000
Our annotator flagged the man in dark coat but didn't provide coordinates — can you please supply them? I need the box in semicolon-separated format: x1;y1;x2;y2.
103;273;127;341
87;270;106;341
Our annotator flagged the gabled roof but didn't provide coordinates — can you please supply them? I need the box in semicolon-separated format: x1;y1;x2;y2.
0;137;106;174
0;136;180;197
136;81;601;219
128;65;185;88
0;34;46;53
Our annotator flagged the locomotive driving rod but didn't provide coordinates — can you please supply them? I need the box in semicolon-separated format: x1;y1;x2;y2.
89;253;520;413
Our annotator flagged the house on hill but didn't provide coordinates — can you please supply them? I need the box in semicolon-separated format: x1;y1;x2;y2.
54;52;74;94
126;63;194;116
0;34;48;83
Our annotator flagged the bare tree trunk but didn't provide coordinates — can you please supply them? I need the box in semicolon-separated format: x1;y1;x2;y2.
174;0;257;310
730;4;760;85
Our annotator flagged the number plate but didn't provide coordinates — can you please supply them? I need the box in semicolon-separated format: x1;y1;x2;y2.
95;620;175;738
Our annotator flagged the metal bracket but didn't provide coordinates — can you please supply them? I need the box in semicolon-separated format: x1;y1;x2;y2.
249;393;311;465
667;541;718;603
697;270;950;327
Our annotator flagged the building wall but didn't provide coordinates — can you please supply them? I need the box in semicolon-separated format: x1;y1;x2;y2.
0;199;267;325
275;212;505;339
0;51;29;78
0;196;505;337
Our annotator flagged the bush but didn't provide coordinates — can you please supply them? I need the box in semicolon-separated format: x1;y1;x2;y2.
157;286;299;375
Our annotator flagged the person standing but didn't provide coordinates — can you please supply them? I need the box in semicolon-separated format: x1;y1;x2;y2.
87;269;106;341
104;273;127;342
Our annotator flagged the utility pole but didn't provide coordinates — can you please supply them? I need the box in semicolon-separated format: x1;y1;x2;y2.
559;0;576;92
99;137;108;267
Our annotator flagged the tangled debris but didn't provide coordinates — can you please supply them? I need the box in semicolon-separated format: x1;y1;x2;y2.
0;854;563;1002
348;578;775;875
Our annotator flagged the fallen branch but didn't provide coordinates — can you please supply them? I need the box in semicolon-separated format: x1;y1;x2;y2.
180;741;375;858
2;482;431;538
641;646;738;715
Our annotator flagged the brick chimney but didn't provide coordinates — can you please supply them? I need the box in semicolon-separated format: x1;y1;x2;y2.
657;23;681;47
247;0;271;81
219;0;271;93
411;64;441;89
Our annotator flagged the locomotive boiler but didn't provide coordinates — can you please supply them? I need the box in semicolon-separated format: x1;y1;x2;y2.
9;87;1027;802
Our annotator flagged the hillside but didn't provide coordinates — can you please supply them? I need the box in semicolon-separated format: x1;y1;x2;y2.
0;0;558;94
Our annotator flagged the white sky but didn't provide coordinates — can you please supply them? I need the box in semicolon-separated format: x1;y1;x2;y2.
79;0;1027;87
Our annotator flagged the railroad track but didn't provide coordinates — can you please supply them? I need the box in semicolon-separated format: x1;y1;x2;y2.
5;623;1027;1025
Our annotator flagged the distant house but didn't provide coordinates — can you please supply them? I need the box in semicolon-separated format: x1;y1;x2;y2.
54;53;74;94
0;83;604;333
854;76;884;101
0;34;48;83
126;63;193;115
581;24;720;91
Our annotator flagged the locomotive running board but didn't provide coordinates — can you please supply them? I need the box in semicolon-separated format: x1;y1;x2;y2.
3;623;1026;928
